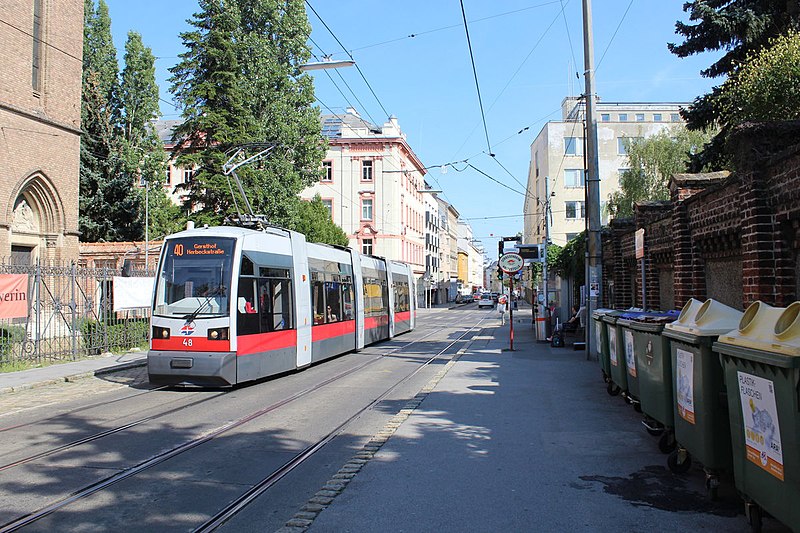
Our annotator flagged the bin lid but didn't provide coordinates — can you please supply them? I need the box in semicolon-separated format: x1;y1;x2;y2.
716;301;800;356
592;308;616;319
664;298;743;337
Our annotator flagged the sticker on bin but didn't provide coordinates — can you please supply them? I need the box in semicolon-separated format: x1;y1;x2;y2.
624;330;636;377
609;331;618;366
738;371;784;481
676;348;695;424
595;322;602;354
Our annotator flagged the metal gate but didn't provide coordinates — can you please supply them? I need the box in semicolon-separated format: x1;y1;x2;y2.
0;260;153;366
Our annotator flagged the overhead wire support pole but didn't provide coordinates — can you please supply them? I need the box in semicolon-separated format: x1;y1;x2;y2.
582;0;602;360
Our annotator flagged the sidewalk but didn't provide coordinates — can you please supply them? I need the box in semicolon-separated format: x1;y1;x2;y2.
294;309;778;533
0;350;147;394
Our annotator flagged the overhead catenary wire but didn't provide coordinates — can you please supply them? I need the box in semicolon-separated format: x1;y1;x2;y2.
596;0;636;71
458;0;493;157
305;0;392;122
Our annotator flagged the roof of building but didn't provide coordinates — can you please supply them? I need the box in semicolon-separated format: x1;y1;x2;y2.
320;109;382;138
154;119;183;144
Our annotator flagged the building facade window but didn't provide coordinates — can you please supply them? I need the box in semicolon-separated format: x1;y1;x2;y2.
361;198;373;220
671;113;681;122
321;199;333;217
653;113;662;122
565;201;585;219
617;137;628;155
635;113;645;122
566;233;578;242
322;161;333;182
564;137;584;156
362;160;373;181
362;238;373;255
600;113;610;122
32;0;43;92
619;113;628;122
564;169;585;188
182;168;193;183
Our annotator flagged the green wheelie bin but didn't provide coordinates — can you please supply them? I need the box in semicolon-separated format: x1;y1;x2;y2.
713;301;800;532
592;309;620;386
662;298;742;499
618;310;680;453
601;312;628;398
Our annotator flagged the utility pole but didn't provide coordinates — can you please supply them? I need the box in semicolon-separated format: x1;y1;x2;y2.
583;0;602;360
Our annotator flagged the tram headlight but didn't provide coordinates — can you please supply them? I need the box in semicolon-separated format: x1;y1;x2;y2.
207;327;229;341
152;326;170;340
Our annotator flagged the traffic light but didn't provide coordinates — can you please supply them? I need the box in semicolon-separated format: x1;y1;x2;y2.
497;266;503;281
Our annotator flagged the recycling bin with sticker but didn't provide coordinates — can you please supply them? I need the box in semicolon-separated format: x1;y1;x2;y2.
662;298;742;498
601;311;632;398
592;309;620;384
713;301;800;532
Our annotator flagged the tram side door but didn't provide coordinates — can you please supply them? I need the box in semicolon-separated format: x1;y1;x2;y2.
386;260;396;338
290;232;312;367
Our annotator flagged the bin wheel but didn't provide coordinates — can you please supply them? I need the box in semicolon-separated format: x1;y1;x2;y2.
658;431;676;454
667;449;692;474
705;473;720;501
645;426;664;437
606;383;620;396
745;501;762;533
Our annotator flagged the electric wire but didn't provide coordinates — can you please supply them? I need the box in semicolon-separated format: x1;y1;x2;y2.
459;0;493;156
596;0;636;71
305;0;392;121
558;0;580;80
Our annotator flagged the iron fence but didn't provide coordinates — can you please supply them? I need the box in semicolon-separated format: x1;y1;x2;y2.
0;260;154;366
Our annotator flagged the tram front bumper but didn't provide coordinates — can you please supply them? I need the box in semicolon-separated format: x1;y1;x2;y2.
147;350;237;386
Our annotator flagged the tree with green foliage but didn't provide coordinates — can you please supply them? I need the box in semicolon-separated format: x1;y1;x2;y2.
668;1;800;169
80;0;143;242
169;0;326;231
293;196;349;246
717;30;800;124
607;128;715;218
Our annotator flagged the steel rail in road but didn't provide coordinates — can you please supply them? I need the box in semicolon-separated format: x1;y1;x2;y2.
193;314;490;532
0;311;478;532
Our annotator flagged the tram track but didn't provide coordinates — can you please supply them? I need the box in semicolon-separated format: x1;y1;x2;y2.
0;312;453;474
0;311;482;532
194;316;488;532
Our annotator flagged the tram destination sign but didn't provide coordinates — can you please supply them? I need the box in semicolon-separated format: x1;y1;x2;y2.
499;252;524;274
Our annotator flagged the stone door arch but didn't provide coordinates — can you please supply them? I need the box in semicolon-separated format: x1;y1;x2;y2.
7;173;65;264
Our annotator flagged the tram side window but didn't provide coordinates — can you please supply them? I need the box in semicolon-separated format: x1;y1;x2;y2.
258;278;292;332
325;281;342;322
342;283;354;320
238;272;293;335
312;276;325;325
237;279;260;336
394;281;409;313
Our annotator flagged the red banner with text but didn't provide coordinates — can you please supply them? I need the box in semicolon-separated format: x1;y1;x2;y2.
0;274;29;319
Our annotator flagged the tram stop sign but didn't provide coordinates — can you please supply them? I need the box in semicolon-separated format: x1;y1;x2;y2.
499;252;524;274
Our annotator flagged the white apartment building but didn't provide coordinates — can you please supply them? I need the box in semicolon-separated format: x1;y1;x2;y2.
300;108;427;281
524;97;690;246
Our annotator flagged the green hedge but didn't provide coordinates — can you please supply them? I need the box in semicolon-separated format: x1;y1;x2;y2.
80;318;149;354
0;325;26;356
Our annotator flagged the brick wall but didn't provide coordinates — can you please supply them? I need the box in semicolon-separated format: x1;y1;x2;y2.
600;121;800;311
0;0;83;262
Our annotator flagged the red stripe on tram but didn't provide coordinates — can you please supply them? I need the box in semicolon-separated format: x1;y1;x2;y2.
311;319;356;341
237;330;297;355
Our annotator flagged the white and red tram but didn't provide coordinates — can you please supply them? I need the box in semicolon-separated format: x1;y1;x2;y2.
147;225;416;386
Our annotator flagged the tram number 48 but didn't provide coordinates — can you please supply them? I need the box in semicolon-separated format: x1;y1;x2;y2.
182;338;193;347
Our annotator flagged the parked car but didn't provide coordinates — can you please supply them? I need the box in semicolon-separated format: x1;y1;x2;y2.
477;294;494;309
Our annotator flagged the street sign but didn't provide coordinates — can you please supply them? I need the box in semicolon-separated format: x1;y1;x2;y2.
635;228;645;260
499;252;524;274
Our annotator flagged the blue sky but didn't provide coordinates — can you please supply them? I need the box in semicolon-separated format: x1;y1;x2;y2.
104;0;720;255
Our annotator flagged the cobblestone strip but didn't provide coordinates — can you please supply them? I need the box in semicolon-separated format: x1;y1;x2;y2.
275;330;482;533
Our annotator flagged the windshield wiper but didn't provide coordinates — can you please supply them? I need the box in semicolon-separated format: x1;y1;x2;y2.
182;285;226;323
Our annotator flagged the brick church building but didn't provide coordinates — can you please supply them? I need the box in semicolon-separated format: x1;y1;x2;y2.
0;0;83;264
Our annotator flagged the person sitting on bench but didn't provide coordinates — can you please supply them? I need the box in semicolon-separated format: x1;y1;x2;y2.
563;305;585;333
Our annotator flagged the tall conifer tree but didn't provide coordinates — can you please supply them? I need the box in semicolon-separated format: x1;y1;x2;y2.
80;0;143;241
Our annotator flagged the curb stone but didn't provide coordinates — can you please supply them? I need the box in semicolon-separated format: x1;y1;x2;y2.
0;358;147;395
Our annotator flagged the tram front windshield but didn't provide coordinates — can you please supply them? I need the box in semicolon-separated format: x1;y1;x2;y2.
154;237;235;318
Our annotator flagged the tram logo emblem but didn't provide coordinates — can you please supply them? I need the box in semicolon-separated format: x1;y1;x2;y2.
180;322;195;336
